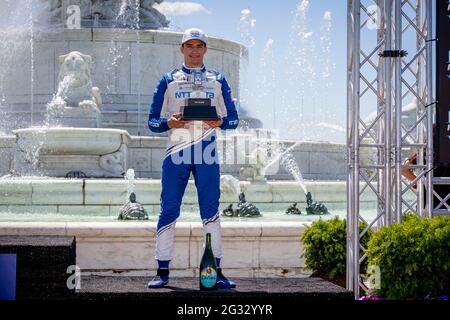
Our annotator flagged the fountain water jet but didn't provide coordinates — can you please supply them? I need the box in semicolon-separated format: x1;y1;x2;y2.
0;1;354;221
118;167;148;220
0;1;373;280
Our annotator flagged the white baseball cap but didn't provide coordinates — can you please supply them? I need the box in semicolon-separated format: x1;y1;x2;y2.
181;28;208;45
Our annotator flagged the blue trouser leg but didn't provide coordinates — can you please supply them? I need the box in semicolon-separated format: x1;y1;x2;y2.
192;161;220;222
155;153;191;261
192;137;222;259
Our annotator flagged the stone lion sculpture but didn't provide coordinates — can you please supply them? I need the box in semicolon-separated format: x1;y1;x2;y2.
48;51;101;111
91;0;169;28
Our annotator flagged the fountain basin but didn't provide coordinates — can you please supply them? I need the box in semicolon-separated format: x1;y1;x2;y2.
12;128;130;177
0;178;378;217
13;127;129;155
0;177;380;276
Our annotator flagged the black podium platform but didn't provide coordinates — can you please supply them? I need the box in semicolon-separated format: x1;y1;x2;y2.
0;235;76;299
76;275;353;302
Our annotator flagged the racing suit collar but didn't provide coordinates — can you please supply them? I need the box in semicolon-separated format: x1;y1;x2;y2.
182;64;206;74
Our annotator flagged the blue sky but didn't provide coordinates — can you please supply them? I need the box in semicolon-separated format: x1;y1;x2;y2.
157;0;348;142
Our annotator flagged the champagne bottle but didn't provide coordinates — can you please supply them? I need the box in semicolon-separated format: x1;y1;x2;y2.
199;233;217;290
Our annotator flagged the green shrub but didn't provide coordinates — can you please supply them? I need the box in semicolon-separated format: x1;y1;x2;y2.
366;213;450;299
301;216;372;280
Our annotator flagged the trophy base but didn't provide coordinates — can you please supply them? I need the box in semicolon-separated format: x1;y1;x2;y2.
180;104;219;121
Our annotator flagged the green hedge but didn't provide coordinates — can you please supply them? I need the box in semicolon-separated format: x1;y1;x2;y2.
366;213;450;299
301;216;372;280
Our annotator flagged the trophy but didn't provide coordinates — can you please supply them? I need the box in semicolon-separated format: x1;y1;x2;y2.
180;70;220;121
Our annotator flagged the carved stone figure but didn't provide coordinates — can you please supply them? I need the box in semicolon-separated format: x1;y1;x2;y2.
140;0;169;29
40;0;169;29
222;203;237;217
99;149;125;176
305;192;329;215
222;192;261;217
91;0;117;22
48;51;102;112
286;202;302;215
118;192;149;220
240;147;267;182
237;192;261;217
45;0;62;18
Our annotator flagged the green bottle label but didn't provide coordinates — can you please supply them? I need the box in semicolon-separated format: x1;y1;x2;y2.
200;266;217;288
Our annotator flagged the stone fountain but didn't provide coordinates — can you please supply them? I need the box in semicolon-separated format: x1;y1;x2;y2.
0;0;370;278
0;0;355;212
12;49;129;178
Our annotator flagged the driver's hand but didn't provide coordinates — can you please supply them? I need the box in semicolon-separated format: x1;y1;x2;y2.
204;119;223;128
168;113;190;128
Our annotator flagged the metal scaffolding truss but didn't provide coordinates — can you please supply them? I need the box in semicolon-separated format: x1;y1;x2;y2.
346;0;434;298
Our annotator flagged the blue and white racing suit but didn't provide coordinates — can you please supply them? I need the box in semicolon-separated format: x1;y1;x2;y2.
148;64;239;262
